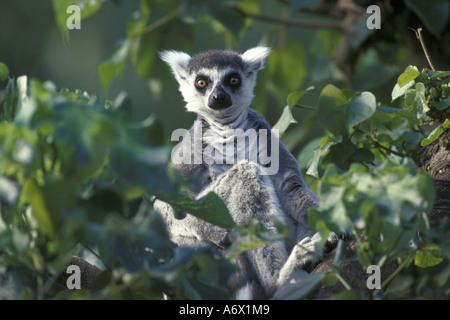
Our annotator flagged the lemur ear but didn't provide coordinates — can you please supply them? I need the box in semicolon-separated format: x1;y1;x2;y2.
241;46;271;73
159;50;191;83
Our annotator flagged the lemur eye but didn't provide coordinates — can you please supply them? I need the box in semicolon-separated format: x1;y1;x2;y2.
229;76;240;86
196;79;207;88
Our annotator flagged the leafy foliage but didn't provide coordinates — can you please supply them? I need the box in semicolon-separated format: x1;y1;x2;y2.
0;75;236;299
391;67;450;147
291;65;450;299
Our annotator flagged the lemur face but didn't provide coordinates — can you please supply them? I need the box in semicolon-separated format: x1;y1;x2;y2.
160;47;270;127
193;66;240;111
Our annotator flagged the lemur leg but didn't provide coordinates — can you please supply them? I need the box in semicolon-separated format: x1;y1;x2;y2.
155;160;333;297
197;160;289;297
277;230;343;286
274;164;342;284
277;233;322;285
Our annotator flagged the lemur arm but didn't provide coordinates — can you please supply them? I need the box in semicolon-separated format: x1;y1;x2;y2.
153;198;230;249
269;138;319;238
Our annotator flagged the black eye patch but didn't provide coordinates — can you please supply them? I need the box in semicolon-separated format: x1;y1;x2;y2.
195;75;210;92
224;72;241;91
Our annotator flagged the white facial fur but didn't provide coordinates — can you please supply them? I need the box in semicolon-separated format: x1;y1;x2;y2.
160;47;271;129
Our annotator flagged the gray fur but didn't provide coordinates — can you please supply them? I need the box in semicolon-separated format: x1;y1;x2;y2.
155;47;329;299
187;50;245;73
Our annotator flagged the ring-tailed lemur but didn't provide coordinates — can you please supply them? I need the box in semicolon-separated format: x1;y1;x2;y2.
154;47;335;299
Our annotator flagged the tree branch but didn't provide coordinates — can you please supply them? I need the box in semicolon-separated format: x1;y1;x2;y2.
410;28;436;71
131;8;181;39
234;7;346;33
370;139;406;158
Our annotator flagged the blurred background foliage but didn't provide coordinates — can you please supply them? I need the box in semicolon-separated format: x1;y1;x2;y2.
2;0;448;147
0;0;449;300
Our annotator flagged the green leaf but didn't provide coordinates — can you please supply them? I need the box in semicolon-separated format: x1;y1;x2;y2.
317;85;349;135
191;192;235;229
431;97;450;111
309;167;354;233
333;289;365;300
352;148;375;164
1;77;17;121
376;105;403;113
414;243;444;268
109;92;133;121
98;40;130;97
429;71;450;78
328;140;357;170
392;80;415;101
414;251;443;268
397;70;420;88
98;62;122;98
318;84;349;108
404;0;450;38
345;91;376;130
384;165;435;213
287;88;314;108
421;125;444;146
158;192;236;229
21;178;60;237
297;136;322;170
443;118;450;128
0;62;9;81
274;270;325;299
272;105;297;137
273;87;315;137
12;227;30;254
305;147;322;178
404;83;429;119
133;35;158;78
226;218;274;259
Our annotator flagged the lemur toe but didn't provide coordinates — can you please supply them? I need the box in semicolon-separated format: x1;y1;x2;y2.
324;231;355;252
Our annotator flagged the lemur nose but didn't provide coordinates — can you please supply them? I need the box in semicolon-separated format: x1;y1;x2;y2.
208;86;232;109
213;92;225;101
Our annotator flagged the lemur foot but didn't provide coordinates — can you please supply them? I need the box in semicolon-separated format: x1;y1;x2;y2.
278;232;321;284
278;231;352;285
